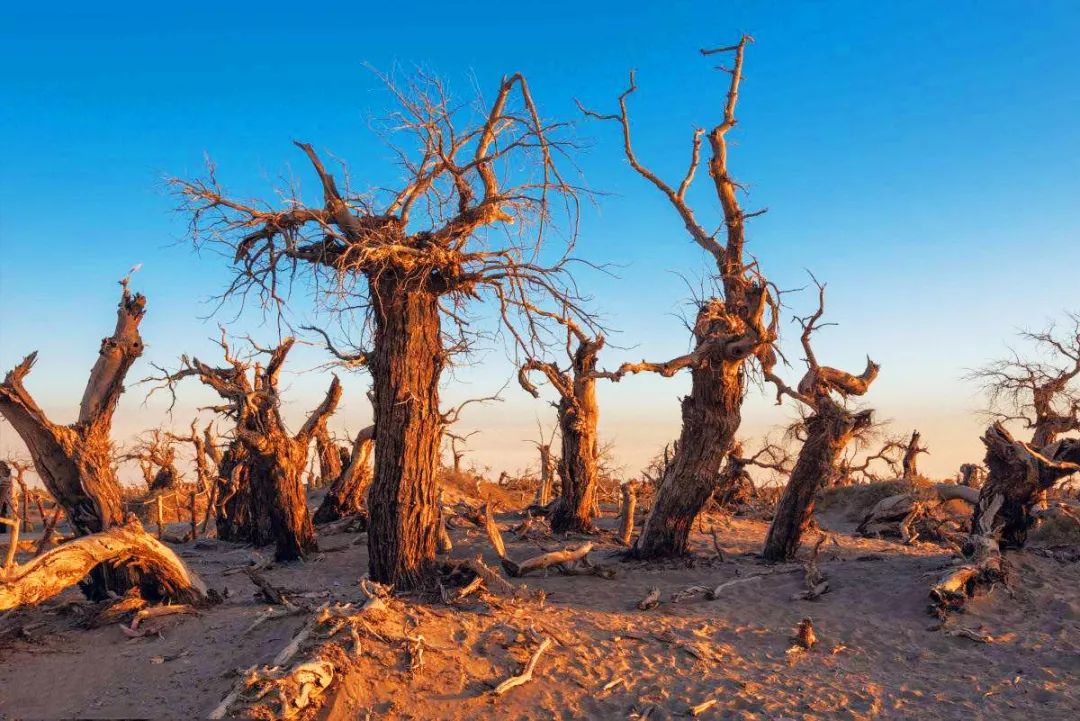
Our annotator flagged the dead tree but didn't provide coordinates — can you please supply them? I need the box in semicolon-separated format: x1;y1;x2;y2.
0;281;146;599
901;430;929;483
442;430;477;476
586;37;779;556
167;420;219;493
0;517;207;610
970;314;1080;448
312;426;349;490
519;321;618;533
762;283;879;562
313;426;375;524
528;423;558;507
121;429;181;492
150;335;341;561
714;441;791;510
969;423;1080;551
171;72;590;589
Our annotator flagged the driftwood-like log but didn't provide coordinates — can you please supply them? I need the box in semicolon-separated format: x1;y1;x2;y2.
637;587;661;610
483;502;507;560
501;542;594;578
0;518;207;610
493;637;553;695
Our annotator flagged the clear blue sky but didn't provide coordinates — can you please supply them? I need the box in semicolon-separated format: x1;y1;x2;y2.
2;1;1078;481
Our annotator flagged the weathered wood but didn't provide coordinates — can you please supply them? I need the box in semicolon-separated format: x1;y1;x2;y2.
502;542;593;578
0;518;207;610
493;637;553;696
314;426;375;524
482;502;507;560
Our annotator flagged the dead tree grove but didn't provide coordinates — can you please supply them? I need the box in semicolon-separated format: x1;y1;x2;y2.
170;72;591;588
151;335;341;561
585;36;779;556
0;281;147;599
762;283;879;562
519;320;617;533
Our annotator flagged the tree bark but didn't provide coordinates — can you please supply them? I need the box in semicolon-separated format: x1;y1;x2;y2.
550;343;602;533
763;401;872;562
633;301;746;558
313;426;374;524
242;435;318;561
366;275;444;589
533;444;554;507
0;284;145;599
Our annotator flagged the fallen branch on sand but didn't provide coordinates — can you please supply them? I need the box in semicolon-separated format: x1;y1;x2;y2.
502;543;594;578
637;587;661;610
493;636;553;696
0;517;207;610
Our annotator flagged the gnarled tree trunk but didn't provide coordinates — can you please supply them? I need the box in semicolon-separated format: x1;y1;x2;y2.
632;301;748;557
367;277;444;589
0;283;145;599
969;423;1080;551
534;443;555;507
314;426;374;524
763;401;872;562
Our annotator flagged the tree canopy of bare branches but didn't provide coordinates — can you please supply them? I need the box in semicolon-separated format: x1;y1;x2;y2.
169;71;593;588
970;314;1080;448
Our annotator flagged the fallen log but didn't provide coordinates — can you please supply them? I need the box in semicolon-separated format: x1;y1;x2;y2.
502;542;594;578
0;517;207;610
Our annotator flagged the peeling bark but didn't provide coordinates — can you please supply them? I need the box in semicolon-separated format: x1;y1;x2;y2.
0;283;145;599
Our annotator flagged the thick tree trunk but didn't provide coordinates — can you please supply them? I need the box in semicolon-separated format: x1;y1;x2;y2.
969;423;1080;551
763;401;872;562
0;285;145;599
550;379;600;534
633;302;744;558
367;277;444;589
214;442;255;543
313;427;374;524
243;436;318;561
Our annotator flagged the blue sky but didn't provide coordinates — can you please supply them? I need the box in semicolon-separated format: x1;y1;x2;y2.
2;1;1078;481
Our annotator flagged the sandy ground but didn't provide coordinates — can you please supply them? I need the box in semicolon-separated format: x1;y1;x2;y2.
0;493;1077;720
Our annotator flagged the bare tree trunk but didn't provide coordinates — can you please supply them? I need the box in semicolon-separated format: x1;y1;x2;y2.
244;438;318;561
763;402;872;562
618;481;638;545
367;279;444;589
632;303;746;558
901;430;926;483
550;379;600;533
313;426;374;524
0;284;145;600
969;423;1080;550
214;442;255;543
314;427;345;490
